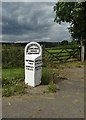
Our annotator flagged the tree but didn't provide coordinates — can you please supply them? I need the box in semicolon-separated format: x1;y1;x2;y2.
61;40;68;45
54;2;86;40
54;1;86;60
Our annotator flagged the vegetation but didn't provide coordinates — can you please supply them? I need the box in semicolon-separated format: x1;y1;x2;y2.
2;42;82;97
54;2;86;40
54;2;86;59
41;67;59;85
2;66;59;96
2;42;80;68
2;44;24;68
47;82;58;93
2;68;27;97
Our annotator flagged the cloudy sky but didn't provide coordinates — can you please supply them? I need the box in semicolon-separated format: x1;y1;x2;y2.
2;2;71;42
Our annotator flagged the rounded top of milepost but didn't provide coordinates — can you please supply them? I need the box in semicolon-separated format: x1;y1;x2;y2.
25;42;42;56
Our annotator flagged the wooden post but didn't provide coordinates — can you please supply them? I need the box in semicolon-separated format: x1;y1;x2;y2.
81;40;85;62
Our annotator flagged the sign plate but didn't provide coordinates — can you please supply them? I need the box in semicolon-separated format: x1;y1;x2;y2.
26;44;40;54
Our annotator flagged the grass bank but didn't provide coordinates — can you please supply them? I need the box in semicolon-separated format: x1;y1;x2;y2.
2;67;59;97
2;68;27;97
2;61;84;97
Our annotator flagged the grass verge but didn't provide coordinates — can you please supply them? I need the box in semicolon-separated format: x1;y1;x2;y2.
2;61;84;96
2;67;59;96
2;68;27;97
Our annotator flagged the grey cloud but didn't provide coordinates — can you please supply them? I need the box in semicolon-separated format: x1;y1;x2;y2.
2;2;71;42
2;0;57;2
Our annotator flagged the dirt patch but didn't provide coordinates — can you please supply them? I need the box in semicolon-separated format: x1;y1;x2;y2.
25;65;84;96
59;67;84;81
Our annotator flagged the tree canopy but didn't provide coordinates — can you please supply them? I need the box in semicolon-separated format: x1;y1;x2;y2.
54;2;86;40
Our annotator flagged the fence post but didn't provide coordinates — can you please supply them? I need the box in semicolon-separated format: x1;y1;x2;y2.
81;40;85;62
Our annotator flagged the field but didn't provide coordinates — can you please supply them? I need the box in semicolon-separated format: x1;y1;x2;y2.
1;43;85;118
2;43;81;97
44;46;80;64
47;48;72;53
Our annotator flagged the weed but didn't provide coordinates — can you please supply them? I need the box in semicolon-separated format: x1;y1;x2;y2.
41;67;59;85
2;87;14;97
43;81;58;93
47;81;57;93
2;68;27;97
13;83;27;95
41;67;51;85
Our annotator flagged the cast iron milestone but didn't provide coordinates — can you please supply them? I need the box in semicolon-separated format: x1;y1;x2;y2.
25;42;42;87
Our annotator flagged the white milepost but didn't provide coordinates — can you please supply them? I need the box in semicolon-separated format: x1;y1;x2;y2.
25;42;42;87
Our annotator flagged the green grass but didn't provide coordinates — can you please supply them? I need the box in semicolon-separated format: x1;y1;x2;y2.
2;68;27;97
2;61;84;97
42;67;60;93
41;67;59;85
47;82;57;93
41;67;50;85
44;48;80;63
2;66;59;96
47;49;72;53
2;68;24;79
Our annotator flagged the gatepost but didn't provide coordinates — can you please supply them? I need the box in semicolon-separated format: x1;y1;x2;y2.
25;42;42;87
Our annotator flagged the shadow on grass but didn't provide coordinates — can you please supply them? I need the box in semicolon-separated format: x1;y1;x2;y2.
41;67;68;85
41;68;51;85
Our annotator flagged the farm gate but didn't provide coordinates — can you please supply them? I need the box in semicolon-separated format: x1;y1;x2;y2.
43;46;81;63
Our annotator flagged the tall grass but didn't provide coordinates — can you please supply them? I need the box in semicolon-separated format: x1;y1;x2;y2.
2;68;27;97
